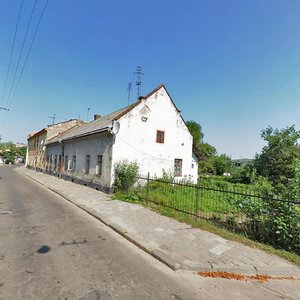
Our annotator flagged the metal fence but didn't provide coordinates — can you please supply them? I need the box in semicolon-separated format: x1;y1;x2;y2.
133;174;300;252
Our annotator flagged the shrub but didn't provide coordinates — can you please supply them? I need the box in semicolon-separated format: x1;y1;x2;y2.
160;169;175;183
113;160;139;192
235;196;300;253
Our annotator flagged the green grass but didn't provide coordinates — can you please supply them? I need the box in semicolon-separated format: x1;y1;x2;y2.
135;181;239;214
113;190;300;266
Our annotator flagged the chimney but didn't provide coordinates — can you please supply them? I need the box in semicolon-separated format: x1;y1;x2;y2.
94;114;101;120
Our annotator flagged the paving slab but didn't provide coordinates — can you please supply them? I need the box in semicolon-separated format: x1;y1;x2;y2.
17;167;300;277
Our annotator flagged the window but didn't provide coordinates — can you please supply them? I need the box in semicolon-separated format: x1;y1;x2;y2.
46;155;49;169
156;130;165;143
174;159;182;177
85;155;90;174
49;155;52;171
72;155;76;171
64;155;68;171
96;155;103;176
58;155;62;171
54;155;57;170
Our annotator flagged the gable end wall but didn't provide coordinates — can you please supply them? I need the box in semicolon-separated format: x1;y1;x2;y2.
111;87;198;182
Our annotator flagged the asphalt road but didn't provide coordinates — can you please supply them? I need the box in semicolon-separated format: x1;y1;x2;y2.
0;165;206;300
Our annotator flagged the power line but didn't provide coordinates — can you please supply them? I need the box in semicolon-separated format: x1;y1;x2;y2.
8;0;49;110
4;0;38;109
0;0;25;108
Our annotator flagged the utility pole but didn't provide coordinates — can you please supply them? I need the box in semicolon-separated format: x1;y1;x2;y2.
87;108;91;122
134;66;144;99
48;113;56;125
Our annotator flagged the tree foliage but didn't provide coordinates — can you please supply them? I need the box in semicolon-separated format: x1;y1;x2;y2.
254;125;300;186
187;120;218;174
186;121;204;146
0;140;26;164
212;153;233;176
196;142;217;174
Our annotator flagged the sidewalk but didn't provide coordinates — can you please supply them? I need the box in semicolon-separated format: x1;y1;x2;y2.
17;167;300;277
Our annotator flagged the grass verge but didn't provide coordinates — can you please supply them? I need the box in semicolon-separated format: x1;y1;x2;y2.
114;191;300;266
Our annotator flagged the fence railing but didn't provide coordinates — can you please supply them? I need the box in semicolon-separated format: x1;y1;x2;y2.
133;174;300;253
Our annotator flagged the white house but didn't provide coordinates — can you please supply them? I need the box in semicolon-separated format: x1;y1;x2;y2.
45;84;198;192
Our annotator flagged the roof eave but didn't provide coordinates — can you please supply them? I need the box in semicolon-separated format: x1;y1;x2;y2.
58;126;111;143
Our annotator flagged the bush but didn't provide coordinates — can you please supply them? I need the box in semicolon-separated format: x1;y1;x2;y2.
113;160;139;192
235;196;300;253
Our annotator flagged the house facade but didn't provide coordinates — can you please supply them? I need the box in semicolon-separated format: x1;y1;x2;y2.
26;119;85;170
43;84;198;192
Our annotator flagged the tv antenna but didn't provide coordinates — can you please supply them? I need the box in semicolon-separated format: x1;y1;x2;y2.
134;66;144;99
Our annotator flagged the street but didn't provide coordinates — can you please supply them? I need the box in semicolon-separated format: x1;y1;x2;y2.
0;165;299;300
0;166;202;299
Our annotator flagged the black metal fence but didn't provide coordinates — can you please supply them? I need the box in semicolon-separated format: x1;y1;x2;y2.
133;174;300;253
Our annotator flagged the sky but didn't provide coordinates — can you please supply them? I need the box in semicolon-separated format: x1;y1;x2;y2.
0;0;300;159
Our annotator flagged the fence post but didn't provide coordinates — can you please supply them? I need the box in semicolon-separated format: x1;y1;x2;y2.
195;177;199;219
146;172;150;205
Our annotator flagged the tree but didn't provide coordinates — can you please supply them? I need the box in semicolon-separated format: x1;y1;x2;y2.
212;154;233;176
254;126;300;186
186;121;204;146
0;140;27;164
18;146;27;160
187;120;217;174
196;142;217;174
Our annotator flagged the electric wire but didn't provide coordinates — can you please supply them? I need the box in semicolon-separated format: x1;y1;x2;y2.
8;0;49;110
0;0;25;108
4;0;38;109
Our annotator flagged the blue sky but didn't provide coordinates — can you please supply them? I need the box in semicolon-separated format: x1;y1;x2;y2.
1;0;300;158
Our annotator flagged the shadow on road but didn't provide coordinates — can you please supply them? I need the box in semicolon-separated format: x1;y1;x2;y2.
37;245;51;254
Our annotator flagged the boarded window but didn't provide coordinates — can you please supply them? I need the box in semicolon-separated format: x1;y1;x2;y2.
85;155;90;174
156;130;165;143
72;155;76;171
96;155;103;176
64;155;68;171
174;159;182;177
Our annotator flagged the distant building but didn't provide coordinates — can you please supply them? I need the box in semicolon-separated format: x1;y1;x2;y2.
26;119;85;170
15;142;26;148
